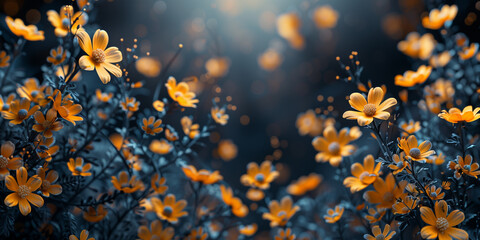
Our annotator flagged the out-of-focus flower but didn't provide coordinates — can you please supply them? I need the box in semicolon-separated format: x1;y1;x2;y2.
165;127;179;142
149;139;173;155
429;51;451;68
313;5;339;29
365;207;386;223
343;154;381;193
397;32;436;60
0;141;22;177
205;57;229;78
67;157;92;176
240;161;279;189
217;140;237;161
165;77;199;108
5;17;44;41
388;152;410;175
459;43;478;60
141;116;163;135
277;13;304;49
343;87;397;126
287;173;322;196
364;224;395;240
427;152;446;165
312;126;361;167
324;205;344;223
153;100;165;112
438;106;480;123
422;5;458;29
76;29;123;84
263;196;299;227
185;228;207;240
364;173;407;209
0;51;11;68
4;167;43;216
2;98;40;125
57;64;81;82
47;46;68;65
211;106;229;125
426;185;445;200
448;155;480;180
182;165;223;185
120;97;140;116
17;78;46;104
258;49;283;71
239;224;257;236
35;137;59;162
398;135;435;162
47;5;87;37
246;188;265;201
95;89;113;103
151;173;168;195
151;194;187;223
135;57;162;78
400;120;421;137
181;116;200;139
36;167;62;197
111;171;144;193
395;65;432;87
296;110;335;137
220;185;248;218
275;228;296;240
33;109;64;138
442;181;451;190
83;204;108;222
69;230;95;240
137;220;174;240
420;200;468;239
393;195;419;215
423;79;455;114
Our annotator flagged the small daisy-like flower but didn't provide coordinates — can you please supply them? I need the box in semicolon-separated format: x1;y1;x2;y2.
438;106;480;123
422;5;458;29
388;152;410;175
137;220;174;240
343;87;397;126
36;167;62;197
95;89;113;103
240;161;279;189
181;116;200;139
47;5;88;37
400;120;421;137
393;195;419;215
69;229;95;240
263;196;299;227
33;109;64;138
398;135;435;162
5;17;44;41
275;228;296;240
67;157;92;176
343;154;381;193
51;90;83;125
141;116;163;135
182;165;223;185
296;109;335;137
220;185;249;218
287;173;322;196
397;32;436;60
363;173;407;209
111;171;145;193
365;207;386;224
324;205;344;223
312;126;361;167
165;76;199;108
4;167;44;216
420;200;468;240
151;194;187;223
211;106;229;125
83;204;108;223
47;46;68;65
151;173;168;195
395;65;432;87
76;29;123;84
120;97;140;112
0;51;10;68
185;228;208;240
149;139;173;155
364;224;395;240
426;185;445;200
0;141;23;177
448;155;480;179
17;78;47;105
1;98;40;125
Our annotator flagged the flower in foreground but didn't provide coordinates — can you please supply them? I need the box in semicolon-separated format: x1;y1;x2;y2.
448;154;480;179
0;141;22;177
398;135;435;162
343;87;397;126
438;106;480;123
364;224;395;240
343;154;381;193
363;173;407;209
420;200;468;240
4;167;44;216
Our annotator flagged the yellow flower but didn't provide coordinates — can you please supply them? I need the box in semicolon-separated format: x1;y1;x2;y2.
394;65;432;87
69;229;95;240
426;185;445;200
4;167;44;216
151;173;168;195
33;109;64;138
5;17;44;41
153;100;165;112
211;106;229;125
427;152;446;165
36;167;62;197
165;77;199;108
262;196;299;227
448;155;480;179
422;5;458;29
438;106;480;123
149;139;173;155
220;185;249;218
1;98;40;125
312;126;361;167
120;97;140;116
185;228;208;240
17;78;47;105
430;51;451;68
313;5;339;29
393;195;419;215
400;120;421;137
365;207;386;223
137;220;174;240
47;5;88;37
397;32;436;60
182;165;223;185
246;188;265;201
151;194;187;223
364;224;396;240
51;90;83;125
398;135;435;162
239;224;257;236
111;171;144;193
141;116;163;135
95;89;113;103
420;200;468;240
240;161;279;189
287;173;322;196
275;228;296;240
67;157;92;176
181;116;200;139
459;43;479;60
216;140;237;161
47;46;68;65
135;57;162;78
343;154;381;193
205;57;229;78
363;173;407;209
343;87;397;126
0;141;22;177
296;109;335;137
83;204;108;223
277;13;304;50
388;152;410;175
0;51;10;68
323;205;344;223
258;49;282;71
76;29;123;84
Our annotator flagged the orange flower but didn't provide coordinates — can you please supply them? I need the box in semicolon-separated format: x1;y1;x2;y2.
153;100;165;112
239;224;257;236
397;32;436;60
388;152;410;175
149;139;173;155
240;161;279;189
120;97;140;113
205;57;229;78
311;126;361;167
165;77;199;108
343;154;381;193
277;13;304;50
137;220;174;240
217;140;237;161
141;116;163;135
246;188;265;201
323;205;344;223
258;49;282;71
182;165;223;185
438;106;480;123
17;78;47;104
296;109;335;137
151;173;168;195
400;120;421;137
95;89;113;103
393;195;419;215
67;157;92;176
420;200;468;240
363;173;407;209
36;167;62;197
365;207;386;223
394;65;432;87
427;152;446;165
275;228;296;240
76;29;123;84
0;141;22;177
185;228;208;240
398;135;435;162
35;137;59;162
426;185;445;200
5;17;44;41
0;51;10;68
57;64;81;82
2;98;40;125
313;5;339;29
83;204;108;222
33;109;64;138
430;51;451;68
47;5;87;37
165;127;178;141
151;194;187;223
287;173;322;196
111;171;144;193
220;185;249;218
4;167;44;216
135;57;162;78
69;229;95;240
442;181;451;190
263;196;299;227
47;46;68;65
51;90;83;125
211;106;229;125
181;116;200;139
422;5;458;29
364;224;396;240
448;155;480;179
343;87;397;126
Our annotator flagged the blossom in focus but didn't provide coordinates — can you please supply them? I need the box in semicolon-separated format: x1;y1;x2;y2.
0;141;23;177
398;135;435;162
151;194;187;223
438;106;480;123
343;87;397;126
165;77;199;108
240;161;279;189
1;98;40;125
4;167;44;216
448;155;480;179
420;200;468;240
343;154;381;193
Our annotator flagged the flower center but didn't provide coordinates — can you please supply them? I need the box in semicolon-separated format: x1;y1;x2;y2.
18;185;30;199
376;234;385;240
255;173;265;183
41;180;51;190
396;161;404;168
18;109;28;120
328;142;340;155
409;148;421;159
436;217;449;233
75;166;84;173
430;192;437;198
61;18;70;29
464;164;471;171
91;49;106;64
2;104;9;111
0;155;9;169
162;206;173;217
363;103;377;117
31;90;39;98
